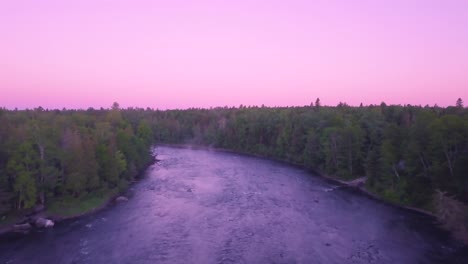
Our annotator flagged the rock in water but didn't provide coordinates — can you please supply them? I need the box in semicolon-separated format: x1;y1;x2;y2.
35;218;55;228
45;220;55;228
115;196;129;202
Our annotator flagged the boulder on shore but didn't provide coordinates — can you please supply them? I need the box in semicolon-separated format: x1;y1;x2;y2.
35;217;54;228
115;196;129;202
347;177;367;188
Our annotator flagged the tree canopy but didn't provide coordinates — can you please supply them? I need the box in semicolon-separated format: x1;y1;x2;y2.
1;101;467;217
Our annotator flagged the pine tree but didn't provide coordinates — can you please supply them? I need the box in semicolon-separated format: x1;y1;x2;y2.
456;98;463;108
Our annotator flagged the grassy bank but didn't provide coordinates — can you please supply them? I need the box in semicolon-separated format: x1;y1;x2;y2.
0;150;156;236
0;189;120;235
45;188;120;220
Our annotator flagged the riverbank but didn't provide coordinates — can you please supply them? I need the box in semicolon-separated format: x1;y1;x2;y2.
0;150;158;237
317;174;439;217
322;174;468;244
45;189;121;221
0;189;121;236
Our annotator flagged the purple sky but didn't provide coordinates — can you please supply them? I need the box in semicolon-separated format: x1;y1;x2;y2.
1;0;467;109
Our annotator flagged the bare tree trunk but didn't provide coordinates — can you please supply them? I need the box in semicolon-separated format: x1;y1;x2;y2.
419;153;428;178
348;139;353;176
444;149;454;178
392;164;400;180
17;190;22;210
39;144;44;161
331;135;338;167
38;144;45;205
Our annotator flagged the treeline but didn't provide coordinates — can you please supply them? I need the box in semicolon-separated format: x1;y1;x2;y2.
1;100;467;217
150;100;468;210
0;103;155;215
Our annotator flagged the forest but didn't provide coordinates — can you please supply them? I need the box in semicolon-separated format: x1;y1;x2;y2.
1;100;467;234
150;100;467;209
0;103;154;218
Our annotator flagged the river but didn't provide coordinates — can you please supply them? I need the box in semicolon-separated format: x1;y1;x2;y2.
0;146;467;263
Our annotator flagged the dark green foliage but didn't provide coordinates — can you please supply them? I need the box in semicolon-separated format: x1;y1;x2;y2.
146;104;468;209
0;106;155;215
0;102;466;216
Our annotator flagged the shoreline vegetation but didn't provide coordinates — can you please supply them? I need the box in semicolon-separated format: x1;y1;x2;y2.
0;155;157;236
0;190;116;235
0;103;156;236
1;101;467;244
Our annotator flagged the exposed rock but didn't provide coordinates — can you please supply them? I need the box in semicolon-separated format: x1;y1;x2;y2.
13;223;32;231
434;190;468;244
35;217;54;228
347;177;367;188
28;213;45;224
115;196;129;202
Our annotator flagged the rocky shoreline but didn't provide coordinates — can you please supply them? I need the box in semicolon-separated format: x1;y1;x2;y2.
0;194;129;237
0;152;158;238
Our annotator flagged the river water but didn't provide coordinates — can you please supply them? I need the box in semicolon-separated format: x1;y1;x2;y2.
0;146;467;264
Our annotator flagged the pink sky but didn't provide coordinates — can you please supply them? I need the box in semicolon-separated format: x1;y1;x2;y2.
1;0;467;109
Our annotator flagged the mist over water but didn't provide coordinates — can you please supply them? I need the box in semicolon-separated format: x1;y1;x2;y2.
0;147;466;263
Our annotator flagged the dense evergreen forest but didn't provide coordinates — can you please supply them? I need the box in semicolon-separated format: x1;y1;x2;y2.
151;100;468;208
150;99;468;239
1;100;467;236
0;103;154;217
